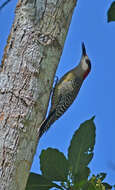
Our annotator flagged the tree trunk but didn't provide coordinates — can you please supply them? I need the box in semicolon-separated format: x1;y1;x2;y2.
0;0;76;189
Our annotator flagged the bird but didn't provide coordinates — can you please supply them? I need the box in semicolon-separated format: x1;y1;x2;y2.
39;42;91;138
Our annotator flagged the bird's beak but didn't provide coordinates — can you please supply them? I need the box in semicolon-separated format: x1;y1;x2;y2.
82;42;86;56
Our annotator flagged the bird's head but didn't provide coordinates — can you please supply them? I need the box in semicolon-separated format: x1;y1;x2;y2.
80;42;91;79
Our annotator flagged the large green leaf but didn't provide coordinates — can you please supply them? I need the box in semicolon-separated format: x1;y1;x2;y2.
82;181;105;190
96;173;107;182
73;167;90;184
26;173;62;190
83;182;97;190
40;148;69;182
72;167;90;188
102;182;112;190
68;117;96;179
107;2;115;22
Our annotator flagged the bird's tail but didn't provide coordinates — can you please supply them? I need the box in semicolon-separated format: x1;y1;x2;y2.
39;110;56;138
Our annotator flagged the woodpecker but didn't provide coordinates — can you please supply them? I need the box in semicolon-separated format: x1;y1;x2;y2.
39;42;91;137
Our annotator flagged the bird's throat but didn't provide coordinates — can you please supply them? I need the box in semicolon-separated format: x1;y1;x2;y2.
83;68;90;79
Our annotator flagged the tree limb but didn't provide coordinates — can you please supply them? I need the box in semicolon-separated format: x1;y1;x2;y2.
0;0;77;189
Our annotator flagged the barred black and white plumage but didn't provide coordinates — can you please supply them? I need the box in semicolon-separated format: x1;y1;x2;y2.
39;43;91;138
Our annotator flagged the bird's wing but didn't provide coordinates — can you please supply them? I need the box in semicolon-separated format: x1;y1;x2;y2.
50;79;73;111
38;109;56;137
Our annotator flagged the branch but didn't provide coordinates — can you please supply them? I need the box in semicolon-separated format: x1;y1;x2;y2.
0;0;77;189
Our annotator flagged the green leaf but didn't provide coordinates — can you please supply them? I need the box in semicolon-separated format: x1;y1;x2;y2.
96;173;107;182
73;167;90;183
74;179;88;189
73;167;90;188
107;2;115;22
68;117;96;180
26;173;62;190
102;182;112;189
40;148;69;182
82;181;97;190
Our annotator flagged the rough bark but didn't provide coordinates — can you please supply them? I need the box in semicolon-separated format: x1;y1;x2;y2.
0;0;77;189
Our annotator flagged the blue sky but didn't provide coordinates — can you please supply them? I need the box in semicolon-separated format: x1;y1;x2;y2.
0;0;115;187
